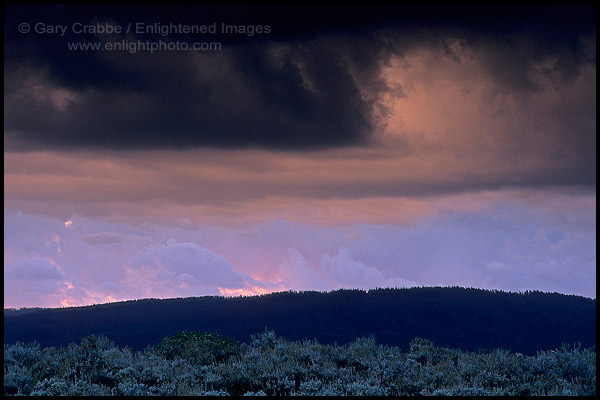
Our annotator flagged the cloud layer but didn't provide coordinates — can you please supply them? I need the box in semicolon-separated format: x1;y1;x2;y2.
4;189;595;309
4;4;596;151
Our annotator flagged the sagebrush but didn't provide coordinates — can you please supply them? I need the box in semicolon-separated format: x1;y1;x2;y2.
4;330;596;396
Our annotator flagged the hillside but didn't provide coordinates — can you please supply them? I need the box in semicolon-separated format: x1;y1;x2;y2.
3;287;596;355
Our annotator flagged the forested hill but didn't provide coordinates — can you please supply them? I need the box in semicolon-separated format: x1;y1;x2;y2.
4;287;596;355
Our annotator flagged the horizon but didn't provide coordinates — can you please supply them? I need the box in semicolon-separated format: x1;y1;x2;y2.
4;4;596;308
4;285;596;312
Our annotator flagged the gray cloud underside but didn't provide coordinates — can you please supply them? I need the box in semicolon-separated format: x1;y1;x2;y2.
4;38;388;150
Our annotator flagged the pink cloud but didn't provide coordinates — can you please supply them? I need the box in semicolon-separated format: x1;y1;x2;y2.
5;257;65;281
276;247;417;292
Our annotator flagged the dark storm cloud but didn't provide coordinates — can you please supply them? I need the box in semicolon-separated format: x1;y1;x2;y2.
4;39;389;150
4;4;596;150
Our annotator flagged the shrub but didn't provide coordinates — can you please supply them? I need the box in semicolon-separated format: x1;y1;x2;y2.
4;331;596;396
157;330;239;364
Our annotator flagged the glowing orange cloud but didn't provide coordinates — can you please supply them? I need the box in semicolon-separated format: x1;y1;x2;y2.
218;286;277;297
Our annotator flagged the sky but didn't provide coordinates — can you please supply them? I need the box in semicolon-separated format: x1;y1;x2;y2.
4;4;596;308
